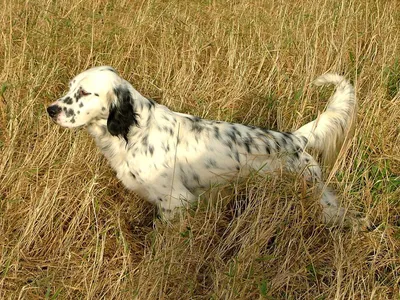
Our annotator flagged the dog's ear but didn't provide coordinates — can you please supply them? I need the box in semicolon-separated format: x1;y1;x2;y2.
107;85;139;141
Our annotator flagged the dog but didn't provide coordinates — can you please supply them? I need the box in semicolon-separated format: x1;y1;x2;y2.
47;66;356;222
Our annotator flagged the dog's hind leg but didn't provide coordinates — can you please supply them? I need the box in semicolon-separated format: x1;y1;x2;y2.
296;152;345;224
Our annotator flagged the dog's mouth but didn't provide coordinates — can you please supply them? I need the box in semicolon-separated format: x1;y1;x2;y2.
48;116;59;124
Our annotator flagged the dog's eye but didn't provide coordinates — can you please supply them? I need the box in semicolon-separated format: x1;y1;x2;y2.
80;89;91;97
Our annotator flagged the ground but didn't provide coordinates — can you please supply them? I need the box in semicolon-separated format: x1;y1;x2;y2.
0;0;399;299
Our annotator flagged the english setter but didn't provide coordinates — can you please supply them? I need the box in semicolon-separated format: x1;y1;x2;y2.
47;66;356;223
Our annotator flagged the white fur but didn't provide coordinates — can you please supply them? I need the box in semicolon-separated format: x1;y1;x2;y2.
47;67;356;222
294;74;356;164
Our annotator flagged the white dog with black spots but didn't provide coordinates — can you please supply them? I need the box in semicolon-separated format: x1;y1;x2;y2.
47;66;356;223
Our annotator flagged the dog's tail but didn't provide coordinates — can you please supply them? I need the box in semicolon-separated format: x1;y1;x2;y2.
293;73;356;165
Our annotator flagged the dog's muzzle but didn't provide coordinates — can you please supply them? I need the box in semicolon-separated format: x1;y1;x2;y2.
47;105;61;119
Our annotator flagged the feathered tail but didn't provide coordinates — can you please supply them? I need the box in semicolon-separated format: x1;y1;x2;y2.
294;73;356;165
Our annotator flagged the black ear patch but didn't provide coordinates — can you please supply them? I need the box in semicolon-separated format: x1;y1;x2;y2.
107;86;139;141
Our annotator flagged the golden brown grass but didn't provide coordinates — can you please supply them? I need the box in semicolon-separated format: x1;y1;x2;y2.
1;0;399;299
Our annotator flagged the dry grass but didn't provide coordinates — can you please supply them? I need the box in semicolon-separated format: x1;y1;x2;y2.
1;0;399;299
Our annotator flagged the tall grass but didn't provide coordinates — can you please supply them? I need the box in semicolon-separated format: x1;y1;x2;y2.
0;0;399;298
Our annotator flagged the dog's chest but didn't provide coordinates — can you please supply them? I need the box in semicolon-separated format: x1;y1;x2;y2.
88;123;171;197
96;135;150;195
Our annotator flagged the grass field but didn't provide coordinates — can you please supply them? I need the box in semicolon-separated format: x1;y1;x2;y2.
1;0;400;299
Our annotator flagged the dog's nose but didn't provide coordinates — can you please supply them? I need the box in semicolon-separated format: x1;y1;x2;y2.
47;105;61;118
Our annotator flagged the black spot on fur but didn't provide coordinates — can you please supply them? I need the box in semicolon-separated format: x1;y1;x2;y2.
74;89;81;101
231;125;242;137
94;93;99;97
161;142;170;153
265;145;271;154
162;126;174;136
107;85;139;142
205;158;217;169
149;145;154;156
233;151;240;163
227;130;237;143
282;132;291;139
214;126;221;140
243;132;255;153
65;108;74;117
192;173;200;184
224;140;233;150
261;128;270;134
79;102;84;108
130;172;136;179
63;97;73;105
101;66;117;73
146;98;156;110
275;139;281;151
243;139;252;153
146;115;152;127
246;132;254;143
294;146;303;159
188;116;204;134
142;135;148;147
181;174;189;190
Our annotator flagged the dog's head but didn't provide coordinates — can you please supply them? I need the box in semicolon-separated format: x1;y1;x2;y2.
47;66;139;139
